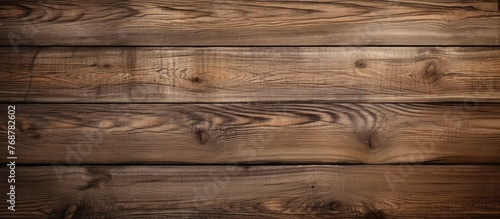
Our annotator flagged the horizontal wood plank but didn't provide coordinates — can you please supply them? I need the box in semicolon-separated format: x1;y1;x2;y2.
2;103;500;164
1;165;499;218
1;47;500;103
0;0;499;46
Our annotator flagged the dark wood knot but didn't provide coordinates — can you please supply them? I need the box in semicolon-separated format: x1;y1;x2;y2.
190;76;202;83
196;129;210;145
313;200;342;213
367;137;378;150
20;122;41;139
422;61;441;83
89;63;111;68
77;168;113;191
355;59;367;69
62;203;79;219
365;209;387;219
20;122;36;133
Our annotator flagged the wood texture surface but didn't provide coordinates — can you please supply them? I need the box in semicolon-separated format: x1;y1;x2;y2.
1;165;499;218
3;103;499;164
1;0;500;46
1;47;500;103
2;0;500;217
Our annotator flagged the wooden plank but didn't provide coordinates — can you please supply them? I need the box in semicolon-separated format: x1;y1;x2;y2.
0;0;499;46
3;103;500;164
1;47;500;103
1;165;499;218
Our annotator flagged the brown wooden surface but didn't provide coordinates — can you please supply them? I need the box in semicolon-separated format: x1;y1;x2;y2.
1;47;500;103
2;103;499;164
0;165;499;218
2;0;500;217
1;0;500;46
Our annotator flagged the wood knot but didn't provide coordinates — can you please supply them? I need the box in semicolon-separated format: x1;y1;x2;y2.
355;59;367;69
421;61;442;83
365;209;387;219
367;137;379;150
62;203;79;219
52;201;85;219
20;122;41;139
32;133;41;140
309;179;317;189
51;197;103;219
359;131;381;151
196;129;210;145
329;200;342;211
313;200;342;213
78;168;112;191
89;63;111;68
190;76;202;83
20;122;36;133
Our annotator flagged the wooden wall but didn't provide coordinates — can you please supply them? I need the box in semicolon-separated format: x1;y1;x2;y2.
1;0;499;218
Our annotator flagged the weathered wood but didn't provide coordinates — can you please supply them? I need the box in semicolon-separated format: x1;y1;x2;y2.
1;1;499;218
3;103;500;164
1;47;500;102
1;165;499;218
0;0;499;46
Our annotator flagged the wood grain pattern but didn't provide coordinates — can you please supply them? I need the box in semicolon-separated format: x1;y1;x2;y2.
1;47;500;103
0;0;499;46
4;103;500;164
1;165;499;218
1;0;499;218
